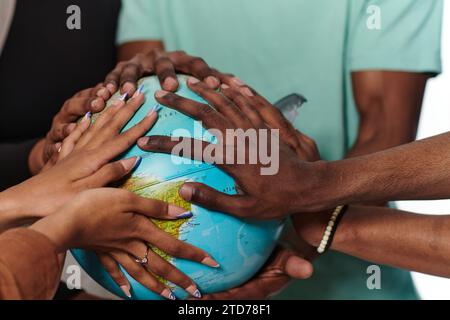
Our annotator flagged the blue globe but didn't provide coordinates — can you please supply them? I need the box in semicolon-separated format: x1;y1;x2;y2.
71;75;285;300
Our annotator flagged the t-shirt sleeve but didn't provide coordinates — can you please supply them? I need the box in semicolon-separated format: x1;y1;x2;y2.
116;0;163;45
348;0;443;74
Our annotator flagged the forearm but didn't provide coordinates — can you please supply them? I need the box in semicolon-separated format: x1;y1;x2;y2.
296;205;450;278
325;132;450;205
0;188;37;233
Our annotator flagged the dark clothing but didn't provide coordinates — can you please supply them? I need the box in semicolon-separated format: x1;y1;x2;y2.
0;0;120;190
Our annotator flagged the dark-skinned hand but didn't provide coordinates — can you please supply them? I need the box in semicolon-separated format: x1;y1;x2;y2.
104;50;226;95
137;77;327;220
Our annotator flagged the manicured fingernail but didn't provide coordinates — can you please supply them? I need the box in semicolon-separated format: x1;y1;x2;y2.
106;83;116;94
133;84;145;97
221;84;229;90
133;156;142;170
82;111;91;121
186;285;202;299
151;104;162;113
121;157;141;171
145;104;161;119
138;137;149;145
231;77;245;86
161;288;177;300
179;184;193;201
201;256;220;268
120;285;132;298
241;87;254;97
119;92;128;101
167;203;192;217
55;143;62;153
122;82;135;94
177;211;193;219
188;77;200;84
163;77;178;90
205;76;220;88
155;90;169;98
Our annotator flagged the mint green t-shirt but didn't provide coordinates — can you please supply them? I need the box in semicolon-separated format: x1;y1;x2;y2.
117;0;442;299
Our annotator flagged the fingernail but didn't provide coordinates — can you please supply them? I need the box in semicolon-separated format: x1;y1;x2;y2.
138;137;149;145
133;84;145;98
221;84;229;90
97;88;108;98
106;83;116;94
167;204;191;218
121;156;141;171
55;143;62;153
91;99;99;109
120;285;132;298
119;92;128;101
241;87;254;97
231;77;245;86
155;90;169;98
133;156;142;170
205;76;220;88
177;211;193;219
201;256;220;268
186;285;202;299
179;184;193;201
163;77;178;90
188;77;200;84
82;111;91;121
161;288;177;300
122;82;135;94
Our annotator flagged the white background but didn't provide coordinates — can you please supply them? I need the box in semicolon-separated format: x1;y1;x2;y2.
397;1;450;300
64;3;450;300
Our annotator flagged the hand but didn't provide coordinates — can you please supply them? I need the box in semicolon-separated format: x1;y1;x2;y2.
30;188;218;300
138;78;328;219
28;84;113;174
200;247;313;300
3;89;155;220
104;50;222;95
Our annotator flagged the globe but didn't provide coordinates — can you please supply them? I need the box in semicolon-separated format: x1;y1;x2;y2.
71;75;285;300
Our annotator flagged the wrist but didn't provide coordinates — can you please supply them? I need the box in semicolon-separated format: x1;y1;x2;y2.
0;188;38;231
292;160;347;212
293;206;356;251
30;214;75;253
293;212;329;247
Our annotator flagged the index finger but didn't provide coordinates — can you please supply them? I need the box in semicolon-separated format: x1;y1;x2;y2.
154;90;228;131
168;51;220;89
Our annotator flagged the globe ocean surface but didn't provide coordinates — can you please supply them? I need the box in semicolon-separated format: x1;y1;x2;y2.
71;75;285;300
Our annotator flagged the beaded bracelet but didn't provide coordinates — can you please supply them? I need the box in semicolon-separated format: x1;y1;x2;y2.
317;205;349;254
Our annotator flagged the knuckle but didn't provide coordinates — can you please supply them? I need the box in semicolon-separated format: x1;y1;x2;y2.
149;262;167;276
198;105;214;117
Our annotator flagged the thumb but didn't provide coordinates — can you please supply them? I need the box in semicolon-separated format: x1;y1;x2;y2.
179;182;255;217
284;254;314;280
83;156;142;188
